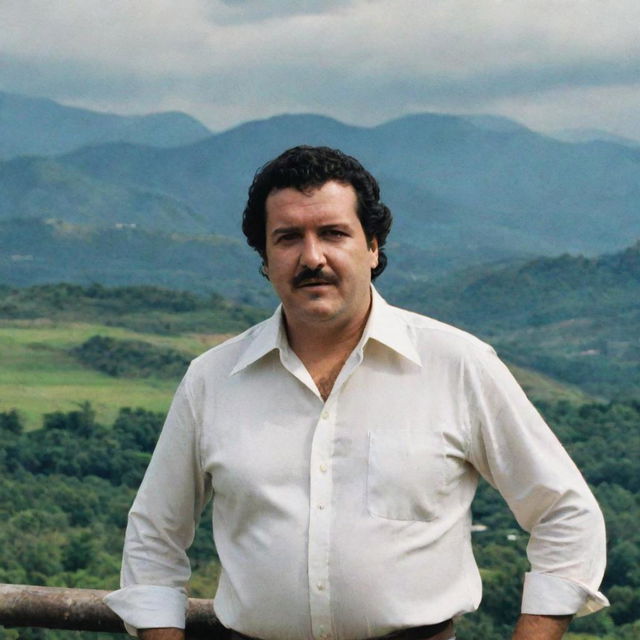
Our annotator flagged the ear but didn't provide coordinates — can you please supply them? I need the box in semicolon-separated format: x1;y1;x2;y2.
260;261;270;280
368;236;379;269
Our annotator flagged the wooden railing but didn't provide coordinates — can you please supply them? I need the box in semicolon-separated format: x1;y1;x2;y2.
0;584;226;638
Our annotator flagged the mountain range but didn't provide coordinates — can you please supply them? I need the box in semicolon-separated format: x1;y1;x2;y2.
2;90;640;305
47;111;640;255
0;90;211;158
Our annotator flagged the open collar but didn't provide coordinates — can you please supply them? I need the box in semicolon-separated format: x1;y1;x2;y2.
230;286;422;376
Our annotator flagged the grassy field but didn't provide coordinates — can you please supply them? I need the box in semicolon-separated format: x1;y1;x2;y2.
1;317;593;432
0;319;230;430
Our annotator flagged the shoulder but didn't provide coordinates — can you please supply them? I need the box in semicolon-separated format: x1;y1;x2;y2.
387;304;525;410
389;303;495;360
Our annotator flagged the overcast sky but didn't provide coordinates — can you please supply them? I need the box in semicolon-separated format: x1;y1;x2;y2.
2;0;639;139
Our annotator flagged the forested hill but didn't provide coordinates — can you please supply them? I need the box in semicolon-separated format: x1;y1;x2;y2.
1;284;639;639
0;218;273;306
398;240;640;328
0;282;268;334
392;241;640;398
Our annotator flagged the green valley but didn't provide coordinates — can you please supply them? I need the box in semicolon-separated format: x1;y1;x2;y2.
0;283;269;430
1;267;638;639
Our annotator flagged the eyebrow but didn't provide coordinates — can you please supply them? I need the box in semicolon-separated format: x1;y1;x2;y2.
270;223;352;238
270;226;300;238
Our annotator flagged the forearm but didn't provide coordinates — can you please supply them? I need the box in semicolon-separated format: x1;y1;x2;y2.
512;614;572;640
139;628;185;640
104;378;211;636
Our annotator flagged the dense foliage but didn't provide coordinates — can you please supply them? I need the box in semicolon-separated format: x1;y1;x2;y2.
71;336;190;379
1;399;638;639
456;400;640;640
0;406;217;640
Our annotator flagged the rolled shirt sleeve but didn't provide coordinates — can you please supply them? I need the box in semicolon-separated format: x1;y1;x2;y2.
104;374;212;635
466;346;609;617
103;585;188;636
522;572;610;617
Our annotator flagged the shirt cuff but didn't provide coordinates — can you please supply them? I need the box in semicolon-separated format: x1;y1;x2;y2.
521;572;610;618
103;585;188;637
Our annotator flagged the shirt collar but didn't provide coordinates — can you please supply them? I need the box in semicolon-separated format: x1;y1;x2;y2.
230;285;422;376
230;305;287;376
364;286;422;367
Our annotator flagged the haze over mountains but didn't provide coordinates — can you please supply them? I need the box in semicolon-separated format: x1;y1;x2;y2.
545;128;640;148
0;90;212;157
1;90;640;302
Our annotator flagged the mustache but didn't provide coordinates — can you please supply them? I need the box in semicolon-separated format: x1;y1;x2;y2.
292;267;338;288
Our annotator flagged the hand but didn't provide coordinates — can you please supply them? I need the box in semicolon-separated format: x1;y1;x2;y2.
512;614;572;639
139;628;185;640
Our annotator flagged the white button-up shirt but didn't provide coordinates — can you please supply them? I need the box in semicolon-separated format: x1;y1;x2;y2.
104;288;608;639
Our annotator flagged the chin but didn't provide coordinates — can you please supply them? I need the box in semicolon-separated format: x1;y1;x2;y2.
299;300;342;321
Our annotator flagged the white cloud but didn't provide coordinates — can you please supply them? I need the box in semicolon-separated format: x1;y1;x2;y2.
212;0;357;24
1;0;213;73
485;82;640;138
1;0;639;137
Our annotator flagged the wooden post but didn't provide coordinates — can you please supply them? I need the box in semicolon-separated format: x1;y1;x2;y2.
0;584;225;638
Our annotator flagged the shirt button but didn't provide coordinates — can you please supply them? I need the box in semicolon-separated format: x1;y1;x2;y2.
321;410;329;420
318;504;325;510
319;463;328;473
317;582;325;591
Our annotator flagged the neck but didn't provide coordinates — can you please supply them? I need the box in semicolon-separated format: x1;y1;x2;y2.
284;301;372;365
284;306;370;402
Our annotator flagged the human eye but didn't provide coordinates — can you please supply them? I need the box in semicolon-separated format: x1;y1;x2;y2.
276;231;300;243
324;228;348;239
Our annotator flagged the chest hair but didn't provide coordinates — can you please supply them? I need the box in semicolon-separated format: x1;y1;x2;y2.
312;356;349;401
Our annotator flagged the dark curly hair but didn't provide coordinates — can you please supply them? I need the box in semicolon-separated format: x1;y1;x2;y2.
242;145;392;280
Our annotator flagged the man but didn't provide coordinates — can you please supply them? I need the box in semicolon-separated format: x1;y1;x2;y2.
105;146;608;640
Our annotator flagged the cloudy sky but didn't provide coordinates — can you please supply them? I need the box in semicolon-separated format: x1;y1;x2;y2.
2;0;639;139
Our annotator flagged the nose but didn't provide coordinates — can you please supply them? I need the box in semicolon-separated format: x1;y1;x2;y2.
299;234;325;270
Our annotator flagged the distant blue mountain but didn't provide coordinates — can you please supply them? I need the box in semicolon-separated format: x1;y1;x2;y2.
2;106;640;290
0;156;208;233
545;128;640;148
0;217;271;306
0;90;212;158
52;111;640;256
460;114;532;133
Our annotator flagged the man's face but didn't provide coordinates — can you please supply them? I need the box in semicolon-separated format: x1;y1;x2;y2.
264;180;379;331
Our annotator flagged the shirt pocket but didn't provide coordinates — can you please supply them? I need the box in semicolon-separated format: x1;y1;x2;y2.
366;429;446;522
